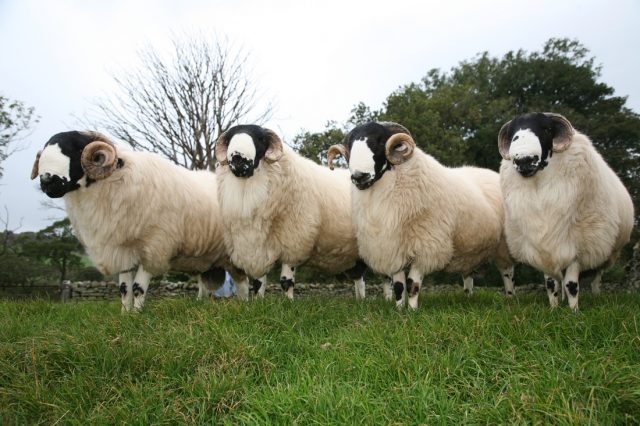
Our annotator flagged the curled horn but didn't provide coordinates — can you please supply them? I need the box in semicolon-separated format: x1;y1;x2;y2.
30;150;42;180
327;144;348;170
215;131;229;166
379;121;412;136
544;112;575;153
264;128;283;163
385;133;415;165
498;120;513;160
80;131;118;180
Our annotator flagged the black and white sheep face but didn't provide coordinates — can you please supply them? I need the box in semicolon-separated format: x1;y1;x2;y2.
216;125;283;178
498;112;574;178
344;123;394;190
34;131;93;198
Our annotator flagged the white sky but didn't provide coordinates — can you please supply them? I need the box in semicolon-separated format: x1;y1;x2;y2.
1;0;638;231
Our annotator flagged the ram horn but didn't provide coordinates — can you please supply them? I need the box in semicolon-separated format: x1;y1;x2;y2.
379;121;412;137
498;120;512;160
264;129;283;163
327;144;349;170
215;131;229;166
30;150;42;180
385;133;415;165
545;112;575;153
80;133;118;180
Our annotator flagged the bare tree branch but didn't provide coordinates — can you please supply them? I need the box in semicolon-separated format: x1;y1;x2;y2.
88;34;273;171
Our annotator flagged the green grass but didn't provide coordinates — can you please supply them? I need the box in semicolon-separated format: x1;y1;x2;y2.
1;291;639;425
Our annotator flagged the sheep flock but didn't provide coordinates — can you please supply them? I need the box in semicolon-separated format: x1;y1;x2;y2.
32;113;634;312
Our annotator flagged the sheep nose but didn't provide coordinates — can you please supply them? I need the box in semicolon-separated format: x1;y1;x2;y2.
40;173;53;187
351;171;374;189
513;156;540;177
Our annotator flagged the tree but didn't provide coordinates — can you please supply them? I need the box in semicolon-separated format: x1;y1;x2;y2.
295;38;640;224
0;95;39;178
21;218;83;285
92;34;273;171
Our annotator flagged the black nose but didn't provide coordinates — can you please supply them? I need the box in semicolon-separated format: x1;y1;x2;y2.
513;156;540;177
351;171;368;183
229;154;254;178
351;171;374;189
40;173;53;188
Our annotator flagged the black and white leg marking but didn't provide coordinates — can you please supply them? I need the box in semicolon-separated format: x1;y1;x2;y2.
132;265;152;312
391;270;406;309
563;262;580;312
280;264;295;300
119;270;134;313
407;268;423;310
544;274;560;308
252;275;267;298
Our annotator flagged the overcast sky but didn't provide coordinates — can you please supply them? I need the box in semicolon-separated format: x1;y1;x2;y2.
1;0;639;231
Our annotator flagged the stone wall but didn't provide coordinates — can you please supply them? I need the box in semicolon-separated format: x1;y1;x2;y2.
66;280;201;301
627;242;640;292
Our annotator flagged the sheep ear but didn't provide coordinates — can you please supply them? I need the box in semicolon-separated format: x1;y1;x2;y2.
385;133;415;165
30;150;42;180
545;113;574;153
215;131;229;166
498;120;512;160
264;129;283;163
327;144;349;170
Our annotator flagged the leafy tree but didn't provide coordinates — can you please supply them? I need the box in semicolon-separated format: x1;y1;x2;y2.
21;219;83;285
295;38;640;224
0;95;39;178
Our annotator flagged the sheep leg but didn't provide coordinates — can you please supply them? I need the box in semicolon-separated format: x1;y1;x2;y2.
462;276;474;296
392;270;406;309
407;269;423;310
119;270;134;313
545;274;560;308
563;262;580;312
132;265;153;312
236;277;250;301
591;270;602;295
345;260;368;300
354;277;366;300
252;276;267;298
280;264;295;300
499;265;515;297
197;275;208;300
383;279;393;301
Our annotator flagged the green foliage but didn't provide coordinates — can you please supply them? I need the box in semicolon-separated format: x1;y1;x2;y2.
0;252;54;286
292;121;346;166
20;218;84;284
0;95;39;178
1;293;639;423
293;37;640;254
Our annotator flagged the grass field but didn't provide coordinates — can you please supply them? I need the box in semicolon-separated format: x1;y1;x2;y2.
1;290;639;425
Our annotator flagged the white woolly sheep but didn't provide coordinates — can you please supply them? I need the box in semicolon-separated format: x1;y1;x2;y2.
214;125;367;300
31;131;247;311
498;112;634;311
327;121;515;310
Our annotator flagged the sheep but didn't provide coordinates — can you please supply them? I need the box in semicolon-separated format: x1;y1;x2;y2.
31;130;247;311
214;124;367;300
327;121;515;310
498;112;634;311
